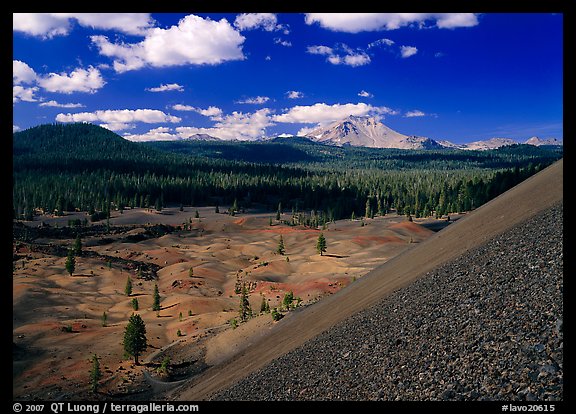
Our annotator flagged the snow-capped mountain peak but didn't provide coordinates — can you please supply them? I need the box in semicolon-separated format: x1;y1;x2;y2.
305;115;443;149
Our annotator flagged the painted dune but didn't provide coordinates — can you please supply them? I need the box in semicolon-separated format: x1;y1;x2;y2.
13;205;436;400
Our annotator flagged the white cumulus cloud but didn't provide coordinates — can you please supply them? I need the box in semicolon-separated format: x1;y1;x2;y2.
176;108;274;141
273;102;396;124
37;66;106;94
304;13;479;33
342;52;371;67
286;91;304;99
55;108;181;131
404;110;426;117
307;43;371;67
307;45;334;56
90;14;245;73
368;38;395;48
236;96;270;104
13;85;39;103
171;105;223;120
39;100;85;108
13;13;154;38
123;127;180;142
13;60;106;104
172;104;196;111
274;38;292;47
146;83;184;92
234;13;278;31
234;13;290;34
100;122;137;131
400;46;418;58
13;60;37;84
358;90;373;98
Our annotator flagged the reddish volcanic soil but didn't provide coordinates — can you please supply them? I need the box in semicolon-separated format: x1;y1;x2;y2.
13;206;436;400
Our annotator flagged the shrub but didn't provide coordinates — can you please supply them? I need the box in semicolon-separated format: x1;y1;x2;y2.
271;308;283;321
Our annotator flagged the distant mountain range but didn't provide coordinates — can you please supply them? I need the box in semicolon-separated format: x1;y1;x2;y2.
182;115;562;151
299;115;562;150
437;136;563;151
182;133;222;142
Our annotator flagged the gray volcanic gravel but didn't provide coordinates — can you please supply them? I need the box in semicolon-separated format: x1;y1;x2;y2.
211;202;563;401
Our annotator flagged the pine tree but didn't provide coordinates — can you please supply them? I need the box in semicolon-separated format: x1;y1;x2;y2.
102;311;107;327
365;197;372;219
65;248;75;276
316;233;327;256
123;313;147;365
152;284;161;312
271;308;283;321
89;354;102;393
277;235;285;255
158;356;170;377
260;295;270;313
131;298;139;311
238;282;252;322
283;291;294;310
56;196;64;216
125;276;133;297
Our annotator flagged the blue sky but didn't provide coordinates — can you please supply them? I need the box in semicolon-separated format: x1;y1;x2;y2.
12;13;563;144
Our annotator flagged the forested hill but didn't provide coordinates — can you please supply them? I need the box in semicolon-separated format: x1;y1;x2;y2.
146;136;562;170
13;123;135;155
13;123;164;173
13;123;563;171
13;123;563;223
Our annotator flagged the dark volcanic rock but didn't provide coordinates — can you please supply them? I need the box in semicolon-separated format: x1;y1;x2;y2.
211;202;563;401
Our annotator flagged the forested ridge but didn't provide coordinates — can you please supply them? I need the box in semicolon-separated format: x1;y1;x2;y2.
13;123;563;223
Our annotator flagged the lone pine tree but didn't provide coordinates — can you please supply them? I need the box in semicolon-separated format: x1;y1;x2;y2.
277;235;285;255
152;284;161;312
89;354;102;393
316;233;327;256
123;313;147;365
238;282;252;322
65;248;75;276
125;276;133;297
